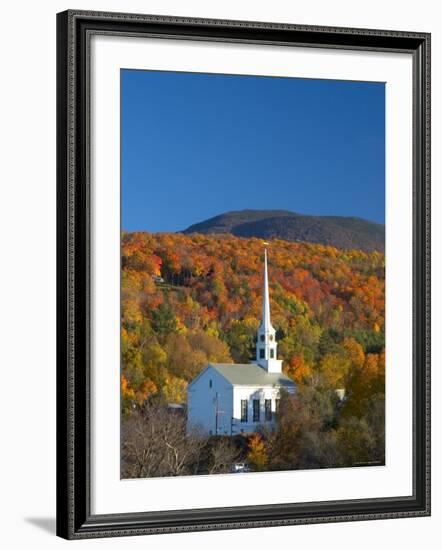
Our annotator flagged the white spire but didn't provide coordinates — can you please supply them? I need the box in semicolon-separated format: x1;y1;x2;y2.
255;247;282;373
262;248;272;331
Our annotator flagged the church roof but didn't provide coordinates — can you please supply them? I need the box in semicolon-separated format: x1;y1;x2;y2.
209;362;295;388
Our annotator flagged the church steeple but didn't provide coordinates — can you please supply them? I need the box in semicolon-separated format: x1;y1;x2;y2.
256;248;282;373
262;249;272;333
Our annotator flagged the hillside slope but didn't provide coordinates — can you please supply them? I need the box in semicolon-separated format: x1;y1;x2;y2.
182;209;384;252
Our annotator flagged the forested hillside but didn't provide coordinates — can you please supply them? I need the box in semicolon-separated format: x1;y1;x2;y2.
121;231;385;416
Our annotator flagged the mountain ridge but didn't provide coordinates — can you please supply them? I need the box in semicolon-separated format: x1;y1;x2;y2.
181;209;384;252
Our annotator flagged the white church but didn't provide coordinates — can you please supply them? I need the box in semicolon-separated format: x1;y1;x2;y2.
187;249;296;436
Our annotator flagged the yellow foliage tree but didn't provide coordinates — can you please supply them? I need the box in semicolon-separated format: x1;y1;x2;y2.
135;379;158;406
162;374;187;404
247;434;268;471
319;353;350;388
343;337;365;369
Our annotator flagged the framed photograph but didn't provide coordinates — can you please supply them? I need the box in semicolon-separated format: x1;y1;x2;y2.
56;10;431;539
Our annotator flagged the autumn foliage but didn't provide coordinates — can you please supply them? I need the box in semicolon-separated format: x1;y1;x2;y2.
121;231;384;411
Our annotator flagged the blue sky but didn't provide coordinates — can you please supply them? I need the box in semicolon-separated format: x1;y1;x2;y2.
121;69;385;232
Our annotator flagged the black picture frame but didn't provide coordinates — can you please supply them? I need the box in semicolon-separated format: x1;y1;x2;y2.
56;9;431;540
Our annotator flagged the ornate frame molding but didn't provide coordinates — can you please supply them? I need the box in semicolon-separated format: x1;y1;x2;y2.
56;10;430;539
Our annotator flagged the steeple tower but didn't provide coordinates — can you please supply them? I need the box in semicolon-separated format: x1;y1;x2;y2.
256;248;282;373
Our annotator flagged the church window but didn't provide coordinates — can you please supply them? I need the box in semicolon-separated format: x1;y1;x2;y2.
275;399;280;416
270;349;274;358
269;334;274;341
260;334;265;342
259;348;265;359
253;399;260;422
241;400;248;422
265;399;272;421
209;379;212;388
